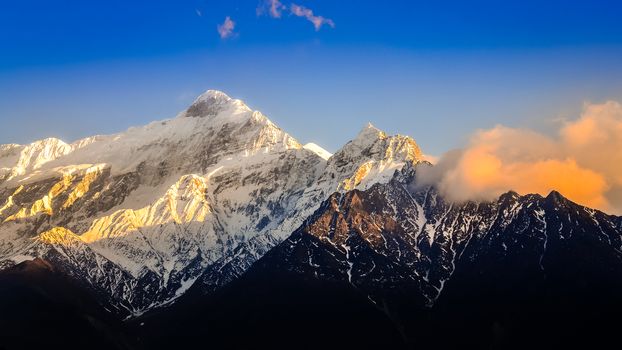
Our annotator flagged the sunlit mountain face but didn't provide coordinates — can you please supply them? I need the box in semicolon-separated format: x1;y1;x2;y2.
1;90;622;350
0;91;425;315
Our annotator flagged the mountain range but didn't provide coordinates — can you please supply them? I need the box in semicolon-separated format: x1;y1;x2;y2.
1;90;621;349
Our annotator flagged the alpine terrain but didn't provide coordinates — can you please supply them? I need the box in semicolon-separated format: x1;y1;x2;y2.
1;90;621;349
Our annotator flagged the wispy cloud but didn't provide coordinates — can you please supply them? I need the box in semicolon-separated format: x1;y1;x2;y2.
290;3;334;31
257;0;286;18
422;154;439;164
217;16;236;39
195;9;202;17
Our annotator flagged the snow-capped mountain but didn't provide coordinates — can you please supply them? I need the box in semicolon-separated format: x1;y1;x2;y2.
0;90;424;316
2;90;622;349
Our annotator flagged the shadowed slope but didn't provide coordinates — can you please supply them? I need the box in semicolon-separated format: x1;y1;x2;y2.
0;259;135;350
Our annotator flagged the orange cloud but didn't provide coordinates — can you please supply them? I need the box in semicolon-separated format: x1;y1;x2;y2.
417;101;622;214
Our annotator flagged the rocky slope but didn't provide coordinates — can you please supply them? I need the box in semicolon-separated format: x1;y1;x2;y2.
177;161;621;348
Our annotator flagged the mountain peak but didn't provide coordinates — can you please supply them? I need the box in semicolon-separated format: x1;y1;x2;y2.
336;122;423;165
196;89;232;102
347;123;387;150
546;190;567;205
357;123;386;139
183;90;248;118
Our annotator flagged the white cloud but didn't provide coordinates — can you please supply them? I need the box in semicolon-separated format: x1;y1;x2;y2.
257;0;286;18
217;16;236;39
290;3;334;31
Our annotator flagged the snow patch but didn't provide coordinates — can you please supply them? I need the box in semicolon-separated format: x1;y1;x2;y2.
303;143;332;160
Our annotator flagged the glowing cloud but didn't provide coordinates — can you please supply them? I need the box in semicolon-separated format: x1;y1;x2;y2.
416;101;622;214
290;4;335;31
217;16;236;39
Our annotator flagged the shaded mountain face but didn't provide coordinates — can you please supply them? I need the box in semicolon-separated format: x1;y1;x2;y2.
0;90;423;316
0;259;135;350
149;162;622;349
132;264;408;350
261;163;622;307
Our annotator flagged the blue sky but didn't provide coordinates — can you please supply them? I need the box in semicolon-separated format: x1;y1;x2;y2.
1;0;622;155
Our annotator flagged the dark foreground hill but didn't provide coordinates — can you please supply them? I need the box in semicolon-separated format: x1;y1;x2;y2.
0;259;135;350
